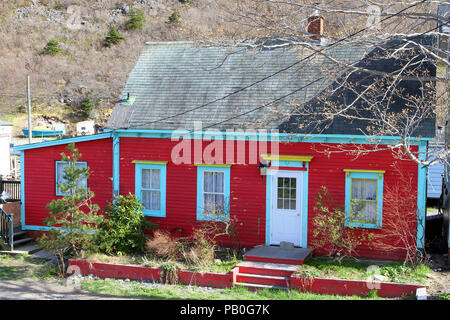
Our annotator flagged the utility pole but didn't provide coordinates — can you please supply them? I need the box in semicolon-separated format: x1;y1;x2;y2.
26;75;32;144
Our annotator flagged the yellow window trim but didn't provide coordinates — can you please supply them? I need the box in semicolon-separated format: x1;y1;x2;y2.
194;163;232;167
132;160;168;165
261;154;314;162
343;169;385;179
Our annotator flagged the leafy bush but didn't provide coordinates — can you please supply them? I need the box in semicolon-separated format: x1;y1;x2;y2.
39;143;104;276
125;8;145;30
103;27;125;47
43;39;62;56
97;193;157;255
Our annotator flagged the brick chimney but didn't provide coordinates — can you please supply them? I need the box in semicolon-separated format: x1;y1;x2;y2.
307;9;324;41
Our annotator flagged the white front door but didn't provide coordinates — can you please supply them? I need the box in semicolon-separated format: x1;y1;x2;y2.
270;170;303;247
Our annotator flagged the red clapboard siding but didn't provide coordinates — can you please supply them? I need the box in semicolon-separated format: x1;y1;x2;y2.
24;138;113;226
23;135;420;260
119;137;419;259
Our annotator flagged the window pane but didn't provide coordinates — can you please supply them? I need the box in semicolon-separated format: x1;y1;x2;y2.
214;172;224;193
150;190;161;210
277;199;283;209
150;169;160;189
142;190;151;209
142;169;152;189
215;194;224;207
291;178;296;189
365;202;377;223
290;200;296;210
351;179;364;199
204;193;215;211
364;180;377;200
290;188;296;199
350;200;364;221
204;172;214;192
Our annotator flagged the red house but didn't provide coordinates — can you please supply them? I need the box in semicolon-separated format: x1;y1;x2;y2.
15;38;436;260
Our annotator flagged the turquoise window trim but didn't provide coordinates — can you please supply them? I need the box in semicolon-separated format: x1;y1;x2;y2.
135;163;167;217
55;161;88;196
344;171;383;229
196;166;230;221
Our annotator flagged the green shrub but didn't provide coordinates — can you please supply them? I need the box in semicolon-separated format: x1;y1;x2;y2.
439;294;450;300
97;193;157;255
43;39;62;56
168;9;181;25
125;8;145;30
103;27;125;47
80;95;99;119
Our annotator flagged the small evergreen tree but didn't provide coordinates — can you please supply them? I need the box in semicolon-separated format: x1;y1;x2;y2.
125;8;145;30
43;39;62;56
39;143;104;276
80;95;99;120
103;27;125;47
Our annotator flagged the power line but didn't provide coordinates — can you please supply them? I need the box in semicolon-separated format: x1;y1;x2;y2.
200;22;442;132
132;0;428;129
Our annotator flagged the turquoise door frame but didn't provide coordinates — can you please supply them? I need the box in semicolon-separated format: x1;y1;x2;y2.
265;161;309;248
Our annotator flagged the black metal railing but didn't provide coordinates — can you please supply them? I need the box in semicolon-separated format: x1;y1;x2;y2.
0;207;13;251
0;180;21;202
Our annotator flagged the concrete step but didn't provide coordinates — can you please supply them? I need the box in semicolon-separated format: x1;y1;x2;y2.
235;282;288;291
237;261;298;277
236;273;290;287
13;237;34;246
13;231;27;239
0;243;42;255
243;246;313;265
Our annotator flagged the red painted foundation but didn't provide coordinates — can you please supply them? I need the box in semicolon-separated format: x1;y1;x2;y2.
69;260;426;298
290;276;427;298
68;259;235;289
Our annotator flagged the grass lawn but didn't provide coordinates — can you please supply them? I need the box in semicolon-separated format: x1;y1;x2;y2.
80;278;390;300
296;256;431;284
0;254;57;280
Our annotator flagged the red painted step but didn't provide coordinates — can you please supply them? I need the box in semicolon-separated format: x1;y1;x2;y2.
235;282;288;291
237;261;297;277
236;273;290;288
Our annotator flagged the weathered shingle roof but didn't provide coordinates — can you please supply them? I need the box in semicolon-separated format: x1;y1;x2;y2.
106;39;436;137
